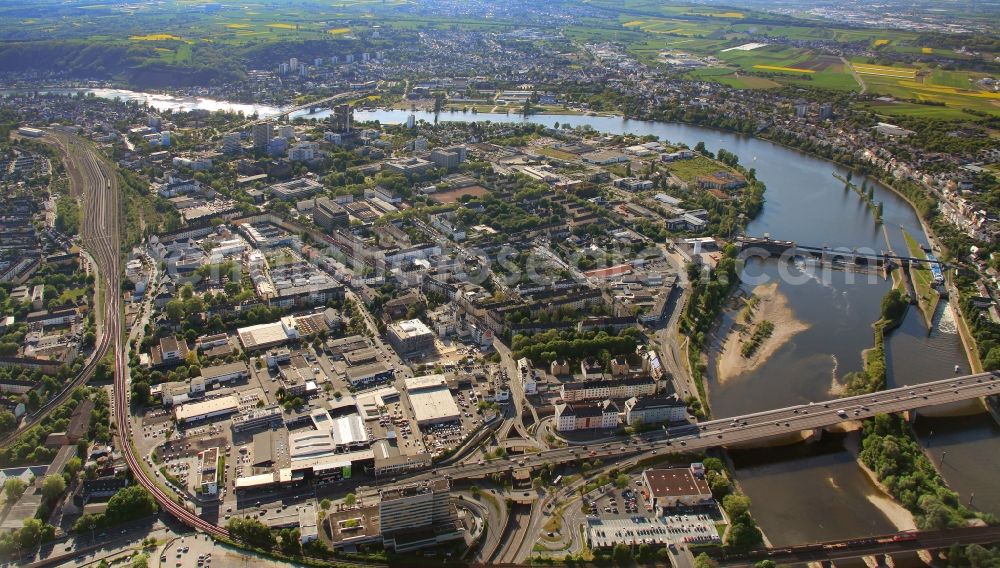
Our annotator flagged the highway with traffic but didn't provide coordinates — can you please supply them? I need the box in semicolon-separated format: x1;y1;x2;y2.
403;371;1000;483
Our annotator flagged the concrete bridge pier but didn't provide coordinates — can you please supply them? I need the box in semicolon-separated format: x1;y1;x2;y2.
902;409;917;424
804;427;824;443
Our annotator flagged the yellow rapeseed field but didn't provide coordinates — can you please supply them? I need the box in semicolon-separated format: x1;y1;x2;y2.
327;27;351;35
267;23;297;29
129;33;182;41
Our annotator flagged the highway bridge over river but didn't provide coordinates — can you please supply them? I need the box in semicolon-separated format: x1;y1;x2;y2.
406;371;1000;483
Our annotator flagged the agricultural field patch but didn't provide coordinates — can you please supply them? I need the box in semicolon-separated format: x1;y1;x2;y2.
753;64;814;73
129;33;183;41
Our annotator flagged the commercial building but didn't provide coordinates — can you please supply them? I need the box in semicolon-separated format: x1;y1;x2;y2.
197;447;220;496
288;408;370;457
643;464;713;514
559;377;658;403
623;395;687;426
554;400;620;432
313;196;349;230
237;317;301;351
269;177;324;200
345;362;394;387
199;361;249;386
378;479;464;552
404;375;461;426
327;335;369;356
231;405;283;433
386;319;434;355
174;395;239;424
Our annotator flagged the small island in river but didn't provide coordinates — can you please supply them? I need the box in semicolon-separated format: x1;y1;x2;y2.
716;281;811;384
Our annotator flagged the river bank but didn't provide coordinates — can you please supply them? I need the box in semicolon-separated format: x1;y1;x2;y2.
843;430;919;531
715;282;810;385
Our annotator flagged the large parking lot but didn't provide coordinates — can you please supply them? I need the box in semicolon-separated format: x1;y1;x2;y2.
582;472;724;551
586;513;721;549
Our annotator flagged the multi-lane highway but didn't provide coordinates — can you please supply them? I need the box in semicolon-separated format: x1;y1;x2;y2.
405;371;1000;483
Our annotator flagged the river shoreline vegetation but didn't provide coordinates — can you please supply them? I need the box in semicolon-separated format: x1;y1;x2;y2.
844;288;909;396
860;414;997;529
739;320;774;358
681;246;740;417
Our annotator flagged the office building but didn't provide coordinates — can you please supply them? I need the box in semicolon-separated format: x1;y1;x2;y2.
429;146;466;170
386;319;434;355
268;177;323;200
223;132;242;154
313;197;349;230
559;377;657;403
378;479;463;552
252;123;273;150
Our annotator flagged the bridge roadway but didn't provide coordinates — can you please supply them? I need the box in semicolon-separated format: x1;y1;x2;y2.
224;90;368;134
405;371;1000;483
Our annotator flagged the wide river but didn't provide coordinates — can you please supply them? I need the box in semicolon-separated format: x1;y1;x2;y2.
30;90;1000;543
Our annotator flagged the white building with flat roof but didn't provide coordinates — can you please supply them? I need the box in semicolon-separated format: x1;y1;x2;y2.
404;374;461;426
174;395;238;424
237;317;300;351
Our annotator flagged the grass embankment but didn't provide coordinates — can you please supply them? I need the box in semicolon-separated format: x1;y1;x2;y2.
903;229;940;323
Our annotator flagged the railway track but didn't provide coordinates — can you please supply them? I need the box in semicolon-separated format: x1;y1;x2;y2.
0;134;116;448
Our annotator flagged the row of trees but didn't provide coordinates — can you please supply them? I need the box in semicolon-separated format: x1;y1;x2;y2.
511;328;643;365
